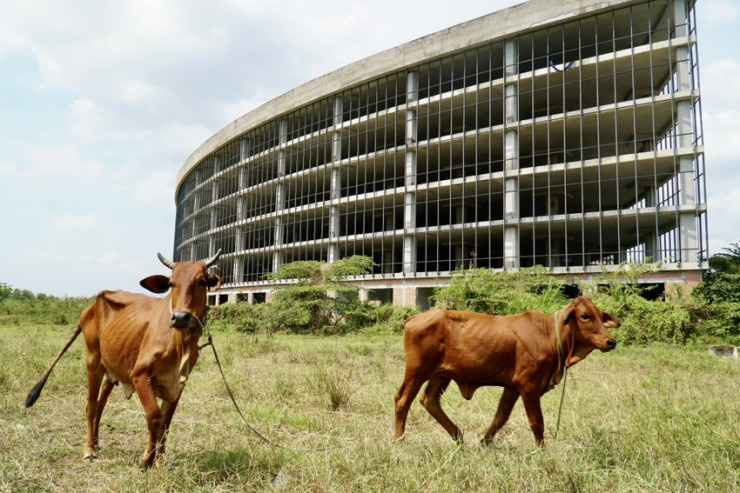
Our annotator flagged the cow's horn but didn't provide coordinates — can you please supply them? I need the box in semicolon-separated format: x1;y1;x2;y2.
157;252;176;270
204;249;222;268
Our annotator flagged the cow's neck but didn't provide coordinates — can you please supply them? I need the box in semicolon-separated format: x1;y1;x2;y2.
552;312;571;369
557;316;593;367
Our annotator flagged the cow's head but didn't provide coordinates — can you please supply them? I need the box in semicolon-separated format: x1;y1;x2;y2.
140;250;223;330
561;297;619;353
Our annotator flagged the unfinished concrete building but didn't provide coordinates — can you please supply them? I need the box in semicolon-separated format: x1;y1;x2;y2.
173;0;707;306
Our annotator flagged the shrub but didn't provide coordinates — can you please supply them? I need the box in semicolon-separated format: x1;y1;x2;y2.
431;265;568;315
362;304;419;334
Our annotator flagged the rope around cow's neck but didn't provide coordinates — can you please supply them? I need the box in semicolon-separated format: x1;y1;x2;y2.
553;310;568;442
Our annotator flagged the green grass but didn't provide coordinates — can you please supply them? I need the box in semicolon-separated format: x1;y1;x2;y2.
2;323;740;491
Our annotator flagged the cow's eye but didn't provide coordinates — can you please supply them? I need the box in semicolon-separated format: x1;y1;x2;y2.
580;313;589;321
198;277;208;286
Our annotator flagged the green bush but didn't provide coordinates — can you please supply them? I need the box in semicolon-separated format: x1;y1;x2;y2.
362;304;419;334
431;265;568;315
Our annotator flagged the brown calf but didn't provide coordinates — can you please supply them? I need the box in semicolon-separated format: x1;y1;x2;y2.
25;251;222;468
394;297;618;445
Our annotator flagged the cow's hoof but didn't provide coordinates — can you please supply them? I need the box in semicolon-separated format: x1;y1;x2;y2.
83;449;97;461
394;434;406;443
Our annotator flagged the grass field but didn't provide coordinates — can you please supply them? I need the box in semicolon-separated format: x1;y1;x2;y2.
2;323;740;492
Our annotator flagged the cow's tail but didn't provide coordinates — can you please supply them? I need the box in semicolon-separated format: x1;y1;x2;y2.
25;325;82;408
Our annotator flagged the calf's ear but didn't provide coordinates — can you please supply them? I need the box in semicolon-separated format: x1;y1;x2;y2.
207;273;222;292
140;275;171;294
561;298;579;322
602;312;620;328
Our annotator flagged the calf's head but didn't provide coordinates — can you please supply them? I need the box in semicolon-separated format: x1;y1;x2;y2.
562;297;619;352
140;250;223;329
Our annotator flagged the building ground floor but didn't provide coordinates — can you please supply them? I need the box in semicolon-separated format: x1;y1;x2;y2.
208;266;703;309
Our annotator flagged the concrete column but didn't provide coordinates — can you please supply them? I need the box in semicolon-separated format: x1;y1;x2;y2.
643;187;660;262
403;70;418;275
273;120;288;271
672;0;698;267
504;40;520;270
328;95;343;263
233;256;243;284
240;138;249;162
210;156;219;230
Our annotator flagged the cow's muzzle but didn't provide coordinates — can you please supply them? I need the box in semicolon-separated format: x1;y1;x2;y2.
603;338;617;351
171;311;193;330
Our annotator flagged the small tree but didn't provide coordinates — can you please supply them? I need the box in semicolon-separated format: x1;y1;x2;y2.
264;256;375;333
0;283;11;302
693;242;740;303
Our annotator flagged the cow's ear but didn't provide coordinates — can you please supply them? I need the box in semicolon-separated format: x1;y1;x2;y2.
140;275;171;294
207;273;222;292
602;312;620;328
562;298;580;323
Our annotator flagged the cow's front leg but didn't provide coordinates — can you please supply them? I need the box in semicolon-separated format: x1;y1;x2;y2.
132;372;164;468
158;398;180;458
419;376;462;442
519;389;545;445
482;387;519;445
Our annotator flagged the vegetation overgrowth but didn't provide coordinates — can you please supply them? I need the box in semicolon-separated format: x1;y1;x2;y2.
3;245;740;489
208;257;740;346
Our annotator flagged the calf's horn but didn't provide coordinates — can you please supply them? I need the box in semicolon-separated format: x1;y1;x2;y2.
157;252;176;270
204;249;222;268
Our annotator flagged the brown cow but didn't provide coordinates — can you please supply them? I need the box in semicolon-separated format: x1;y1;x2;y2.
394;297;618;445
25;250;222;468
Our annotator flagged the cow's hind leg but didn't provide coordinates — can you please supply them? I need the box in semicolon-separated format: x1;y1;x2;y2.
84;366;105;460
419;376;462;442
482;387;520;445
91;376;116;454
394;371;427;441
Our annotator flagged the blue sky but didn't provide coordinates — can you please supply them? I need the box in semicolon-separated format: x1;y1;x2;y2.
1;0;738;297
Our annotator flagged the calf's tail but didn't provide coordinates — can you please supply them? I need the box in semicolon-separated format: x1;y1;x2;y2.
25;326;82;408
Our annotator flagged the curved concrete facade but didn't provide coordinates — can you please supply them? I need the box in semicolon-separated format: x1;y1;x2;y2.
174;0;707;306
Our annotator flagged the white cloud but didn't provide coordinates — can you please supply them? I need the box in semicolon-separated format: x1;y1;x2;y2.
53;214;96;230
703;110;740;162
27;145;104;178
67;97;108;139
0;160;18;174
134;169;175;205
99;250;119;265
701;59;740;109
703;0;739;25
